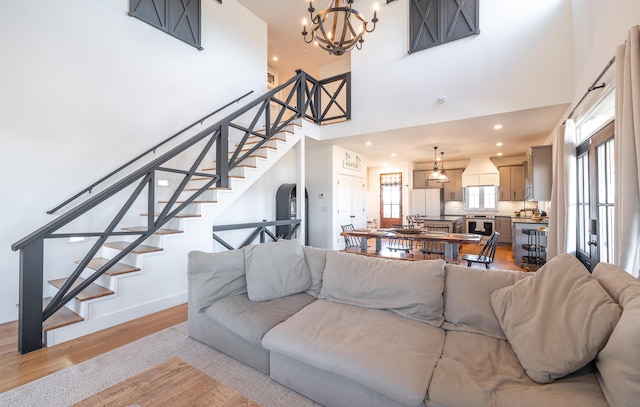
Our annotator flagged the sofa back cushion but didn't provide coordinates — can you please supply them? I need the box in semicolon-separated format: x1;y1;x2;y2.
319;251;446;327
187;249;247;313
244;239;312;302
593;262;640;407
443;264;532;339
490;254;622;384
302;245;327;298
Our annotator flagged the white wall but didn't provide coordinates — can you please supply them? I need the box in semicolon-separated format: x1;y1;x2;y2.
570;0;640;103
319;0;574;140
0;0;266;323
211;147;301;251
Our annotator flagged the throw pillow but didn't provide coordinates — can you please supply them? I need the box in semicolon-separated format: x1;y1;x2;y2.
302;245;327;298
490;253;622;384
187;250;247;313
443;264;532;339
319;250;446;327
244;239;312;302
593;262;640;407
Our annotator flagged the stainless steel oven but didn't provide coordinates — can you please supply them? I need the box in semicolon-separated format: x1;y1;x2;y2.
465;215;495;236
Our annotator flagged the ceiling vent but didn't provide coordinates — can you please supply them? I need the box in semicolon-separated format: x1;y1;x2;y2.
461;158;500;187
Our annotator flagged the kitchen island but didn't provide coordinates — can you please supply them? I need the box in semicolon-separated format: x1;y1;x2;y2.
511;217;549;269
414;215;463;233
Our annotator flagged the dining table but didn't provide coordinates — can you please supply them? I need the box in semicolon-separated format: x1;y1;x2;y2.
340;228;483;260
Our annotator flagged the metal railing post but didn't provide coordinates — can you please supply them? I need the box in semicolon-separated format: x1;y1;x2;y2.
216;125;229;188
18;239;44;353
296;70;305;119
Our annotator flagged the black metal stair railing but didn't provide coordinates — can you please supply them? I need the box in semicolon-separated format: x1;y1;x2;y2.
212;219;302;250
11;69;351;354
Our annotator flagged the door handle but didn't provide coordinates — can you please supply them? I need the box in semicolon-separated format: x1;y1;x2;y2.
350;215;356;218
588;240;598;246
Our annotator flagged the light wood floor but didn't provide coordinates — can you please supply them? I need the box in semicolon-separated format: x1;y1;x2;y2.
0;244;522;395
0;303;188;394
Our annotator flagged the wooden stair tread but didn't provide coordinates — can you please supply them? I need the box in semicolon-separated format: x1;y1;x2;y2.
191;176;243;181
121;226;184;235
42;298;84;331
103;241;164;254
157;200;217;204
201;165;256;171
140;213;202;218
182;187;232;192
78;257;141;276
48;277;114;301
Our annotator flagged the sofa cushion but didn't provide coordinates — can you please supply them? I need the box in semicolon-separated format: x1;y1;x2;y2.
302;245;327;298
443;264;531;339
204;292;316;345
490;254;622;384
428;331;608;407
244;240;312;302
319;251;446;327
593;262;640;407
263;299;445;407
187;250;247;313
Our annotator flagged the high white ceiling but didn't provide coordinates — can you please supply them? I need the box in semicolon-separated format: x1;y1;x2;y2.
237;0;569;167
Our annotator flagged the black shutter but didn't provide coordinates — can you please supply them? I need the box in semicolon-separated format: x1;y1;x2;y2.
409;0;479;54
130;0;202;50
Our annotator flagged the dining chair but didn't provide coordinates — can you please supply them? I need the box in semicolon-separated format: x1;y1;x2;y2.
461;231;500;269
420;225;449;255
387;224;414;253
341;224;362;249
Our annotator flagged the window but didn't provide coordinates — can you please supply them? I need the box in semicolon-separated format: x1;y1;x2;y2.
409;0;480;54
465;186;497;210
129;0;203;50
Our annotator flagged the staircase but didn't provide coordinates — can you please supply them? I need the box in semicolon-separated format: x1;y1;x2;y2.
41;124;303;346
12;69;352;353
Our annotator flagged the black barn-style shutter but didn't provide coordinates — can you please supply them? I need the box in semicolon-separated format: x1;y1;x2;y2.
409;0;479;54
130;0;203;50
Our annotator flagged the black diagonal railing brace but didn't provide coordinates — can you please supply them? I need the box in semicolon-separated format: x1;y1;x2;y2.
11;69;351;354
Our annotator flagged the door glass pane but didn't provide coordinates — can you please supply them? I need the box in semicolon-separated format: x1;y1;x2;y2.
576;153;589;255
597;139;615;263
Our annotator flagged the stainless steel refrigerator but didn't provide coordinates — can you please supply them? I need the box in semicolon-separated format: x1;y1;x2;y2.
411;188;444;217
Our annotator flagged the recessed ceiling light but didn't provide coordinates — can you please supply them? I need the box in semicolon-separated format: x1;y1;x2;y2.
391;153;396;157
497;152;503;156
272;56;278;62
384;163;389;167
496;142;503;146
365;141;372;146
494;124;503;130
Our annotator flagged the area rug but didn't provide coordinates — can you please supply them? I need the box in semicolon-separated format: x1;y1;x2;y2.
72;357;260;407
0;322;319;407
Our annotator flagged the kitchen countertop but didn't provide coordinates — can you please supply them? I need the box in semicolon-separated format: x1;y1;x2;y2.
511;217;549;224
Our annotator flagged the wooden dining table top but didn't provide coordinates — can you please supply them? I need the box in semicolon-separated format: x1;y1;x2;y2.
341;229;483;244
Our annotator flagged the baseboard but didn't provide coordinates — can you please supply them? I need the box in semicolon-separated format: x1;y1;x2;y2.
0;307;18;325
45;291;188;346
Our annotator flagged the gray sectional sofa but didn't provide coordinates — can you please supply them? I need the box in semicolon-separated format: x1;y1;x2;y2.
187;239;639;407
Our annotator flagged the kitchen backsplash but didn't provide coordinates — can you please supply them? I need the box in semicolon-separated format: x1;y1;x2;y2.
445;200;550;217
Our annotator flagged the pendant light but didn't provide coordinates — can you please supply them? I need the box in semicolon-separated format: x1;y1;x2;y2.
428;146;441;180
437;151;450;183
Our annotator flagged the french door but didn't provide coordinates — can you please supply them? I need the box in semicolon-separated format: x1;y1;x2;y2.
576;122;615;270
380;173;403;228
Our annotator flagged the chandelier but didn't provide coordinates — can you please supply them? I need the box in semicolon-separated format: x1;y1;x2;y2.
302;1;379;56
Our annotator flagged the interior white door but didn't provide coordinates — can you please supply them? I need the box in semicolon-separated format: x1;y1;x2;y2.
336;175;366;248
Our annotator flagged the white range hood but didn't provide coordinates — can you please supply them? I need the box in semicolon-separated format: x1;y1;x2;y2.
462;157;501;187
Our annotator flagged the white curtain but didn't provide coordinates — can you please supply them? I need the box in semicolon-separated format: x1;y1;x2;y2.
548;120;577;259
614;25;640;277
